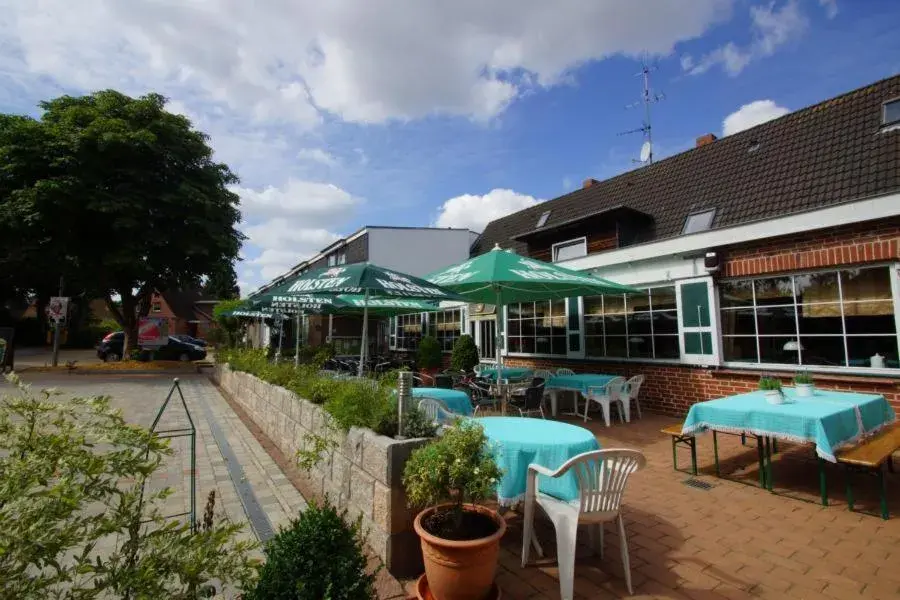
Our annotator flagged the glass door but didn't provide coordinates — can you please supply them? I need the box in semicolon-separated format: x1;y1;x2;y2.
477;319;497;363
676;277;720;365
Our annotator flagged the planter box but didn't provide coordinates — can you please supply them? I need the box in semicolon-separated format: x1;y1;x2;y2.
212;364;428;576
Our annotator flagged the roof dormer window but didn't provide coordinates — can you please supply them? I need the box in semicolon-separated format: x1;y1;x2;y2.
682;209;716;235
883;98;900;127
536;210;551;228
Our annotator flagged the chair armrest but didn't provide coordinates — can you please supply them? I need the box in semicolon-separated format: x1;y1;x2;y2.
527;463;557;478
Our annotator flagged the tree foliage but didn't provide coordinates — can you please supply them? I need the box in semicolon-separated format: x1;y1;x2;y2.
0;374;259;598
450;334;479;372
0;91;244;351
203;263;240;299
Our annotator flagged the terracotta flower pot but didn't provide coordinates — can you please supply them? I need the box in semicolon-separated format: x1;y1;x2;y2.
413;504;506;600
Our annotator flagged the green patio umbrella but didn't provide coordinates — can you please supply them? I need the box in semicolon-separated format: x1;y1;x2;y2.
282;263;464;375
425;244;639;370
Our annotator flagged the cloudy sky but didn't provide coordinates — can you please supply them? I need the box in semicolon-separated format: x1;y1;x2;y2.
2;0;898;294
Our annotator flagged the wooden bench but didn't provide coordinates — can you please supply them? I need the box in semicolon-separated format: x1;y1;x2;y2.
661;423;697;476
837;422;900;520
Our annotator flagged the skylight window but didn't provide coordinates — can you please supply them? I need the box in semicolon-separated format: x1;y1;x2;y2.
883;99;900;126
536;210;551;228
682;209;716;235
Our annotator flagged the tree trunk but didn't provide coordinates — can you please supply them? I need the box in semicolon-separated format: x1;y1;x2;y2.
120;296;139;357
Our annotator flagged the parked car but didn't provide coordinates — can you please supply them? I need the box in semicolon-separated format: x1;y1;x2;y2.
170;334;208;347
97;332;207;362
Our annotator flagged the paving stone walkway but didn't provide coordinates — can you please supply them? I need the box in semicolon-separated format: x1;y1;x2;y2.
13;373;307;545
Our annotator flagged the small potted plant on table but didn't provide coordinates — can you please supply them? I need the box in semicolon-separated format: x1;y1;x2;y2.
759;376;784;404
403;420;505;600
793;371;815;397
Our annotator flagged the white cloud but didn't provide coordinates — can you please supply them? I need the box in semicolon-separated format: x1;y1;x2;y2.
2;0;732;126
296;148;339;167
685;0;808;76
819;0;838;19
435;189;541;233
233;178;359;225
722;99;790;135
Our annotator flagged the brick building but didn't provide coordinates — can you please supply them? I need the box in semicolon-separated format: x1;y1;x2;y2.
149;289;218;338
392;74;900;413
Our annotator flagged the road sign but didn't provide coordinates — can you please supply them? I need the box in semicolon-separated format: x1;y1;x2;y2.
139;316;170;347
47;297;69;322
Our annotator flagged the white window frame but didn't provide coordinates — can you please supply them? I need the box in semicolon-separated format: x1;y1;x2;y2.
676;276;722;367
552;237;587;263
719;263;900;375
883;97;900;126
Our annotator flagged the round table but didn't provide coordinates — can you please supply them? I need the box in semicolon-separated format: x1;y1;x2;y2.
411;387;473;416
475;417;600;505
479;367;533;382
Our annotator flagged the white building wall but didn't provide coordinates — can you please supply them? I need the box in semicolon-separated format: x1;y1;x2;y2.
367;228;473;276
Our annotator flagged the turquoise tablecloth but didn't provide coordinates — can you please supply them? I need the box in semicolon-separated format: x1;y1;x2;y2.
479;367;533;382
546;374;617;395
475;417;600;505
411;387;473;416
683;388;896;462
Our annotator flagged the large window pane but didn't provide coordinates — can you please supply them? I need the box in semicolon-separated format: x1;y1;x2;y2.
654;335;680;359
844;301;896;334
507;336;522;354
604;295;626;314
798;304;843;334
519;303;535;318
759;337;800;364
627;291;651;312
584;316;603;336
585;336;604;357
756;305;797;335
627;312;652;335
651;287;677;311
720;280;755;308
551;336;567;355
521;319;536;336
847;337;899;368
583;296;603;316
520;337;535;354
605;336;627;357
535;336;551;354
795;272;839;304
604;314;626;336
628;336;652;358
841;267;892;302
755;277;795;306
534;301;549;319
652;310;679;334
723;336;758;363
721;308;756;336
800;336;846;366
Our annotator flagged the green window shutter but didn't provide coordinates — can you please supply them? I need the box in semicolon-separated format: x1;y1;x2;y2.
567;297;581;353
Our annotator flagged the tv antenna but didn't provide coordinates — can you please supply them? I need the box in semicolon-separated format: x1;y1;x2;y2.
618;56;665;165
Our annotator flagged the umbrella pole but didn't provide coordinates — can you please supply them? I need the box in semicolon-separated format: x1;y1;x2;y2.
358;290;369;377
294;311;301;368
276;313;284;363
496;287;507;415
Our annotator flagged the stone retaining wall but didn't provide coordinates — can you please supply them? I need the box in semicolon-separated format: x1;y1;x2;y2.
212;364;428;576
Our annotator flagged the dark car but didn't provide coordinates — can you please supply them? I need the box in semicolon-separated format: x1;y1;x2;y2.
97;332;207;362
170;334;208;347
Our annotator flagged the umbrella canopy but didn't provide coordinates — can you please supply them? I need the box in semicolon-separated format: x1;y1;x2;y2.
425;245;639;383
221;309;276;319
281;262;466;301
425;244;638;303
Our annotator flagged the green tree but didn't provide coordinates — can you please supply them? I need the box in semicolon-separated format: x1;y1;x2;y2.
213;298;247;348
0;91;244;352
450;334;479;372
0;375;259;598
203;263;240;299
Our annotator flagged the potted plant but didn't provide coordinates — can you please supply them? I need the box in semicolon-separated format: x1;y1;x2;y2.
759;376;784;404
416;335;443;383
450;334;479;374
403;420;505;600
793;371;815;397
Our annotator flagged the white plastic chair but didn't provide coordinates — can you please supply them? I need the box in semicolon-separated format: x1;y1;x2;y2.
556;368;576;376
621;375;645;421
521;449;647;598
417;397;455;428
584;377;627;426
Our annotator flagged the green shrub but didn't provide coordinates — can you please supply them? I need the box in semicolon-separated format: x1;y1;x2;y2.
325;380;393;432
794;371;814;385
450;334;479;372
307;378;337;405
416;335;442;370
246;500;376;600
399;403;438;439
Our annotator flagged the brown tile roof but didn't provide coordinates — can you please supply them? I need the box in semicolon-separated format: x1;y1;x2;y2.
161;289;216;321
473;74;900;256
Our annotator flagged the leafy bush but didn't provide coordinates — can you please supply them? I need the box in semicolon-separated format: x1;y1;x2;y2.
794;371;814;385
325;380;394;432
450;334;479;372
307;378;337;405
246;500;376;600
0;374;259;598
403;421;502;537
399;403;438;439
416;335;443;370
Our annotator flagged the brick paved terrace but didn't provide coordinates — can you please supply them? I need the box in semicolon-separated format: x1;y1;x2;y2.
413;412;900;600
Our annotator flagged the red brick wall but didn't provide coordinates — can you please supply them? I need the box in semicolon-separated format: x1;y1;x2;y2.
149;293;191;335
721;219;900;277
503;218;900;416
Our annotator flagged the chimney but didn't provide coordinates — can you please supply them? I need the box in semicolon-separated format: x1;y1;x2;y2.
696;133;717;147
582;178;599;189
